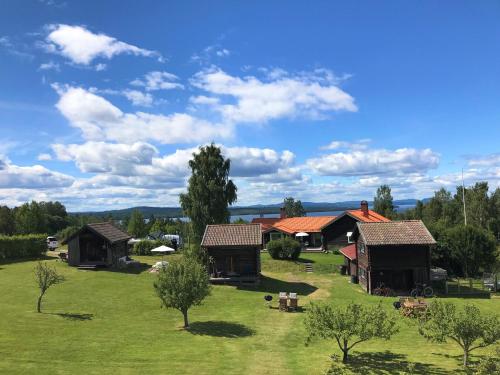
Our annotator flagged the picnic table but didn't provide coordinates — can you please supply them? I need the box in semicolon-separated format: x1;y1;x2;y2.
401;297;428;318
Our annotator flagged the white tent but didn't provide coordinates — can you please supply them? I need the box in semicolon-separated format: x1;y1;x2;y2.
295;232;309;237
151;245;176;254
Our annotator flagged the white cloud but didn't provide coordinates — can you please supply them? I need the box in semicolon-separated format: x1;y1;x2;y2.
44;24;162;65
189;95;220;105
320;139;371;151
223;147;295;177
191;67;357;123
122;90;154;107
307;148;440;176
53;85;233;144
216;48;230;57
130;71;183;91
191;45;231;64
38;61;60;71
94;63;107;71
0;158;73;189
467;153;500;167
37;153;52;161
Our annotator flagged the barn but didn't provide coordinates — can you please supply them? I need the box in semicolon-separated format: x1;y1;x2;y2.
64;222;131;268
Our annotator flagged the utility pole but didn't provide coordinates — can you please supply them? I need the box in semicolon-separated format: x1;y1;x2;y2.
462;168;467;226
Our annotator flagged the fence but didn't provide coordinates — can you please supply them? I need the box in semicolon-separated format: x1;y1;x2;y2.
434;278;492;298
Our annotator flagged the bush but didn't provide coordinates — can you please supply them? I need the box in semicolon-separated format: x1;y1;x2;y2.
267;237;301;260
55;225;80;243
0;234;47;260
132;239;171;255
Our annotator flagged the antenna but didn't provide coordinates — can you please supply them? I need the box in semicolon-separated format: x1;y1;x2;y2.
461;168;467;226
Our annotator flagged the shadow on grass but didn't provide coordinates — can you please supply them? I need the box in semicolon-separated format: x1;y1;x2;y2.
46;312;94;321
237;275;318;296
187;321;255;338
0;255;53;266
344;351;449;375
431;351;487;367
108;262;150;275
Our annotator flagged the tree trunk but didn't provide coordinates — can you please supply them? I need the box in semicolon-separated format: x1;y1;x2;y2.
342;349;348;363
183;310;189;328
463;349;469;367
37;294;43;313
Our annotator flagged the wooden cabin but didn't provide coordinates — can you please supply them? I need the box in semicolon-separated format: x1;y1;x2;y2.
201;223;262;283
351;220;435;294
323;201;390;248
64;222;131;267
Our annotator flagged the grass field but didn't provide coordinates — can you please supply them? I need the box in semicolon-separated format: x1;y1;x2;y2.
0;252;498;374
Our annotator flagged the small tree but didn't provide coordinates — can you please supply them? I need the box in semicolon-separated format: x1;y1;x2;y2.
34;262;65;313
283;197;306;217
374;185;395;219
305;302;399;363
153;255;211;328
127;210;146;238
418;301;500;367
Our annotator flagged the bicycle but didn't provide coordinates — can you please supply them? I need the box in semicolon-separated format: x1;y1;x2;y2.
410;283;433;298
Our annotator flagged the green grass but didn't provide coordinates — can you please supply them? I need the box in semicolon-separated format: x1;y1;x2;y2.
0;253;498;374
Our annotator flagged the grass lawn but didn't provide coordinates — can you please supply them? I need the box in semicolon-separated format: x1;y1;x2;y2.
0;253;498;374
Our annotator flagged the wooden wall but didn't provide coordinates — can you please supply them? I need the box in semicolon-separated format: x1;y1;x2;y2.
207;246;259;275
67;236;80;266
323;215;358;248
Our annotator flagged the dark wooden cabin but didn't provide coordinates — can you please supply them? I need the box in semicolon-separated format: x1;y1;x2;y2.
351;220;435;294
201;223;262;283
323;201;390;248
64;222;131;267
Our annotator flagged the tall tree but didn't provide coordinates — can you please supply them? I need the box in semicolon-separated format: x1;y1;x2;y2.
127;210;146;238
418;301;500;367
14;201;47;234
153;255;211;328
373;185;395;218
180;144;237;242
283;197;306;217
305;302;398;363
0;205;15;235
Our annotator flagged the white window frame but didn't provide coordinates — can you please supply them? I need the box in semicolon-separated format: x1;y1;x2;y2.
359;242;366;255
359;267;366;279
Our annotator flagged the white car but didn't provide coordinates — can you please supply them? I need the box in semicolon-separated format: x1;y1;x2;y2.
46;236;59;250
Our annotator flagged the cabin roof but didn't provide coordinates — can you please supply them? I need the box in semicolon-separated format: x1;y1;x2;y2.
339;243;357;260
63;222;131;245
356;220;436;246
201;223;262;247
251;217;281;231
345;209;391;223
264;216;337;235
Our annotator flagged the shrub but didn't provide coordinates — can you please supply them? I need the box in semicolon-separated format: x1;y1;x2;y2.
132;239;171;255
0;234;47;260
55;226;79;243
267;237;301;260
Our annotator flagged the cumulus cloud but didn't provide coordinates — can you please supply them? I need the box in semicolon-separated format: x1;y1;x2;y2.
130;71;183;91
53;85;233;144
37;153;52;161
307;148;440;176
320;139;371;151
191;67;357;123
467;153;500;167
0;158;74;189
43;24;162;65
122;90;154;107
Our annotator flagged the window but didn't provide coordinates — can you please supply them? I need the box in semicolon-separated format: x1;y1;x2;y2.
270;232;282;241
359;242;365;254
359;267;366;279
346;231;353;244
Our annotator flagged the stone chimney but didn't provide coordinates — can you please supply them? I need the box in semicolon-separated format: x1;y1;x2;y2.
360;200;369;216
280;206;287;219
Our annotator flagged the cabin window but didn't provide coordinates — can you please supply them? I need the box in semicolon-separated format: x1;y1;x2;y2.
359;267;366;279
270;232;282;241
359;242;366;254
346;231;353;243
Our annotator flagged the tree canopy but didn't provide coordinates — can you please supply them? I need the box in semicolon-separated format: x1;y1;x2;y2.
180;144;237;242
373;185;395;219
283;197;306;217
153;255;211;328
127;209;147;238
34;261;65;313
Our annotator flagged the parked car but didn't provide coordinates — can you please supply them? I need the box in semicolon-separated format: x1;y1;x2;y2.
46;236;59;250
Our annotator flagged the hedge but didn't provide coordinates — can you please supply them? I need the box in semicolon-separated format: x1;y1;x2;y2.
0;234;47;260
267;237;302;260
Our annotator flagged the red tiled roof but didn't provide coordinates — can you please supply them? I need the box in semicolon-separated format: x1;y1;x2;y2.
251;217;281;231
201;224;262;247
339;244;357;260
266;216;336;235
346;209;391;223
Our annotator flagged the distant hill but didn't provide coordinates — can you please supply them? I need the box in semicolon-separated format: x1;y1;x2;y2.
70;198;428;220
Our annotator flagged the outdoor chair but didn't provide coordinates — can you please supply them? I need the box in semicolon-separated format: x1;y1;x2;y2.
289;292;298;311
279;292;288;311
58;252;67;262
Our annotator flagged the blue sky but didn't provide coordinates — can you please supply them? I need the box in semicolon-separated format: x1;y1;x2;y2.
0;1;499;211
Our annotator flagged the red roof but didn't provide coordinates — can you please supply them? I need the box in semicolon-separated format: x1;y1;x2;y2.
346;209;390;223
251;218;281;231
266;216;336;235
339;243;357;260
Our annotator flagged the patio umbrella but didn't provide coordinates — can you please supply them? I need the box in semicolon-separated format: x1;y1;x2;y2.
295;232;309;237
151;245;176;260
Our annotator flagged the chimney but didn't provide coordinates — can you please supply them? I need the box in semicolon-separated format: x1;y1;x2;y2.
280;207;287;219
360;200;369;217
